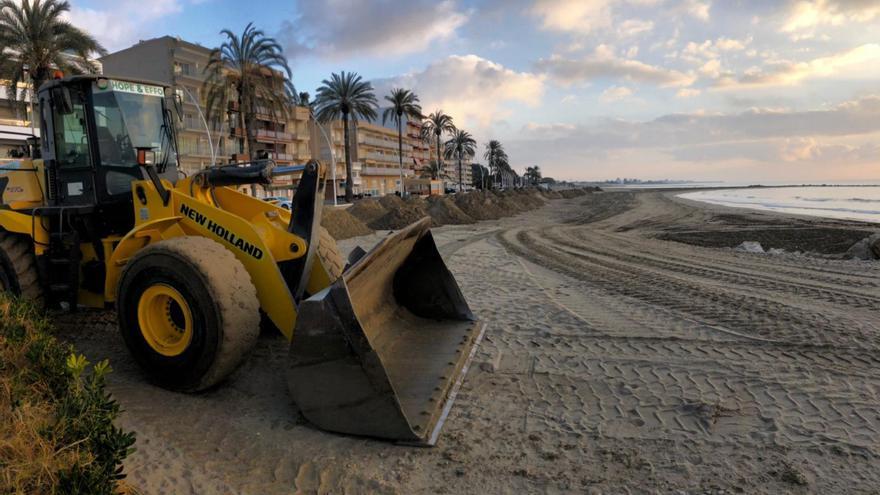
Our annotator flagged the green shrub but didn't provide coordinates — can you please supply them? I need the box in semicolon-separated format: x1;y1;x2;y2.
0;294;136;494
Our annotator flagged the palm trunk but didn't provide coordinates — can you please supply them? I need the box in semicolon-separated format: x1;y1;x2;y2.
397;118;404;196
343;113;354;202
245;111;258;196
457;153;463;192
435;134;441;181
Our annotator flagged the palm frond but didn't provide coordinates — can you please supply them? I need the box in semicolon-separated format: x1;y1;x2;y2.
314;71;379;123
0;0;105;98
202;23;295;138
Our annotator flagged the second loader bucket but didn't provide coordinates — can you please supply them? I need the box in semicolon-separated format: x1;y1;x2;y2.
287;218;485;445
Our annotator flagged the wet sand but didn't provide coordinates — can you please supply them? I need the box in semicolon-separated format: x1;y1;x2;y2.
61;190;880;494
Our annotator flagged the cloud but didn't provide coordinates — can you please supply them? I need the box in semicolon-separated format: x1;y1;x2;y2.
676;88;702;98
527;0;665;34
280;0;469;59
505;95;880;178
374;54;545;132
782;0;880;34
529;0;613;33
713;43;880;89
600;86;634;102
618;19;654;37
536;46;696;87
683;0;711;21
680;36;751;63
64;0;183;51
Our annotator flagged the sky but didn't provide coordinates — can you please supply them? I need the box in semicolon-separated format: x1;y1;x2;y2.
61;0;880;182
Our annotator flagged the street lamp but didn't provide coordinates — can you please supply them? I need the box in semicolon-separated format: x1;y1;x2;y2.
313;119;338;206
179;86;215;167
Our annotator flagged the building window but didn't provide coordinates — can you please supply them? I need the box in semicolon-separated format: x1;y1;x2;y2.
174;62;194;76
184;113;197;130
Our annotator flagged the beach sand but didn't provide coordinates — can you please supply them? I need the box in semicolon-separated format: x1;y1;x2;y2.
60;190;880;494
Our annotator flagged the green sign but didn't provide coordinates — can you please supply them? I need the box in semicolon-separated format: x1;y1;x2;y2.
95;79;165;97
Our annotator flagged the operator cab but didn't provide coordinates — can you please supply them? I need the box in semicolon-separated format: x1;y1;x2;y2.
38;75;179;235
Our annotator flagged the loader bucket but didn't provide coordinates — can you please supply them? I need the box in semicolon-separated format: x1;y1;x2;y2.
287;218;485;445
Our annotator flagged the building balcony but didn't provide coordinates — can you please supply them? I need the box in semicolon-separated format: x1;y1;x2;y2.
293;106;311;120
362;166;413;177
269;152;295;161
0;118;29;127
362;151;403;164
256;129;294;142
360;136;411;151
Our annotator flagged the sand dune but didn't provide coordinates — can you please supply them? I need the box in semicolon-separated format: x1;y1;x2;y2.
60;190;880;494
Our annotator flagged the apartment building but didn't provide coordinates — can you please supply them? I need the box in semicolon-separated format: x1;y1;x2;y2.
444;158;472;191
355;121;413;197
406;120;431;175
0;85;34;158
101;36;315;197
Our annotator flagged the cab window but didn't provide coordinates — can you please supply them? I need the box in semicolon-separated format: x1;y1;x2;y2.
52;90;92;169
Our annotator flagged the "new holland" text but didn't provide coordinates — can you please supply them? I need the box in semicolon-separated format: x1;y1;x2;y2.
180;203;264;260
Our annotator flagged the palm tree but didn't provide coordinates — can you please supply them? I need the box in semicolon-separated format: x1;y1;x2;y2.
525;165;542;186
298;91;311;107
420;160;450;181
0;0;105;118
483;140;508;189
203;23;295;168
444;129;476;192
471;164;489;190
420;111;456;180
382;88;422;196
314;71;378;202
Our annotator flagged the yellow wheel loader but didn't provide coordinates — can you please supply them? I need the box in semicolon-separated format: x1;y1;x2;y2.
0;75;485;445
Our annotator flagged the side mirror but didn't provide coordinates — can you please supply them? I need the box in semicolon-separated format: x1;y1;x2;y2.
136;147;157;167
51;87;73;114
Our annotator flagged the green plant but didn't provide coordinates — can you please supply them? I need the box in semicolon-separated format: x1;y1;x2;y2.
0;295;135;495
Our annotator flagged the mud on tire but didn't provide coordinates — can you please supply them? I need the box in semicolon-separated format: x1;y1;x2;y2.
0;231;43;304
317;226;344;281
116;236;260;392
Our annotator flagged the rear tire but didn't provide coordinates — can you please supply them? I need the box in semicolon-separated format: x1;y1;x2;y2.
117;236;260;392
0;231;43;304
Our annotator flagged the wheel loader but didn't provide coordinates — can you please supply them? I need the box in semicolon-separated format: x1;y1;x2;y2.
0;75;485;445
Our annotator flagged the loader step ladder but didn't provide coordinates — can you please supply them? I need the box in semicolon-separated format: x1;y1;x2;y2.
45;230;81;311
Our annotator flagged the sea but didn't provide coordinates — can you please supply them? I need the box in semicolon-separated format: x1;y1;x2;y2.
676;183;880;224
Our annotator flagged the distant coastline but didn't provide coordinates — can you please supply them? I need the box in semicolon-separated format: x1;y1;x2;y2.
678;185;880;224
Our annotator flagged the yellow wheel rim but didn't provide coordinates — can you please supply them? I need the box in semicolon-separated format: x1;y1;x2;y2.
137;284;193;357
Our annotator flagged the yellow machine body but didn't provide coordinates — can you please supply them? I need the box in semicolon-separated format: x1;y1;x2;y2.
0;162;331;337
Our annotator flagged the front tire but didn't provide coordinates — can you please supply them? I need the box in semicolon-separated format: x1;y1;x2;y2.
117;236;260;392
316;226;344;282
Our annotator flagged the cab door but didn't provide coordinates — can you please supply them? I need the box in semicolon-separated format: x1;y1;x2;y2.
42;84;97;206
